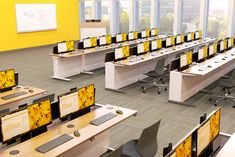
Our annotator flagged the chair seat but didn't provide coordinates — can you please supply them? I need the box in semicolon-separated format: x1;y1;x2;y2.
122;140;142;157
218;79;235;88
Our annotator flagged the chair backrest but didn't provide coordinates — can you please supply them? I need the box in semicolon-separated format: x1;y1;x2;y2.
154;58;166;75
105;145;123;157
231;70;235;85
136;119;161;157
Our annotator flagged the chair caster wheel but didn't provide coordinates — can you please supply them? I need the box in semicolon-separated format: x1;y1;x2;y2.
214;104;218;106
165;88;167;91
233;106;235;108
158;92;161;94
143;91;146;93
141;86;144;89
209;98;212;101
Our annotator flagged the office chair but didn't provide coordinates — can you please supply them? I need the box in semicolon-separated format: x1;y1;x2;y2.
121;120;161;157
208;70;235;107
141;58;168;94
105;146;124;157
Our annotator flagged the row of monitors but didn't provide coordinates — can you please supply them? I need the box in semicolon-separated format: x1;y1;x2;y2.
0;84;95;144
171;37;235;71
166;108;221;157
55;30;203;54
113;32;203;62
0;69;19;93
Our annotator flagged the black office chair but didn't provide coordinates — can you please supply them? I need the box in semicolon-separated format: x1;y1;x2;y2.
121;120;161;157
141;58;168;94
105;146;124;157
209;69;235;107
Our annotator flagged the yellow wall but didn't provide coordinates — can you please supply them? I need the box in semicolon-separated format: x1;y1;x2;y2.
0;0;80;52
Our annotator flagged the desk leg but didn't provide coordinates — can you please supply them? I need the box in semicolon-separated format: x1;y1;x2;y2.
105;88;126;94
51;76;71;82
81;70;94;75
168;100;196;107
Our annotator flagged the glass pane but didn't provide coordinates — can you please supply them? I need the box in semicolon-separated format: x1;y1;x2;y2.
160;0;174;35
101;0;110;34
208;0;229;39
182;0;200;33
85;0;92;20
139;0;151;31
119;0;130;33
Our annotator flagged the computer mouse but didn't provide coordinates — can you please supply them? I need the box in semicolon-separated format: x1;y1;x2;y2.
28;89;34;93
116;110;123;115
208;65;212;68
74;130;80;137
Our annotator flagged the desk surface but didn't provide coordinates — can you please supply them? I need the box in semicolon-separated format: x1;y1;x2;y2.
50;35;167;58
216;133;235;157
182;48;235;75
114;38;216;66
0;86;47;106
0;105;137;157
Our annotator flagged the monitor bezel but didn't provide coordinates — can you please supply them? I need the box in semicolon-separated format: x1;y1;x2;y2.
179;49;193;71
175;34;185;45
116;33;127;43
137;41;150;56
165;36;175;48
128;31;138;41
150;39;162;52
57;40;75;54
99;35;112;46
197;45;208;63
141;29;150;38
150;28;159;37
83;37;98;49
114;46;130;62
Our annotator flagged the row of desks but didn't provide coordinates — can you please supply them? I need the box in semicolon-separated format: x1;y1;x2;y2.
105;38;216;91
169;47;235;104
50;35;167;81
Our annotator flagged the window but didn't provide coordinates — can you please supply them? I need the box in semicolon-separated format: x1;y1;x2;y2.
101;0;110;34
182;0;200;33
159;0;174;35
84;0;92;20
139;0;151;31
119;0;130;33
207;0;229;39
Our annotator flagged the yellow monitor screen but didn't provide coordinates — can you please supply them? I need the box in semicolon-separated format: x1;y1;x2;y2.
166;36;176;47
59;91;79;118
57;41;75;53
175;135;192;157
228;37;234;48
128;31;138;40
187;32;195;41
83;37;97;48
114;45;130;61
137;41;150;55
198;46;208;61
209;108;220;142
195;30;203;39
209;43;217;56
78;84;95;110
1;109;30;143
151;28;159;36
116;33;127;43
141;29;150;38
99;35;112;46
0;69;16;90
176;34;185;44
28;99;52;130
180;51;192;68
151;39;162;51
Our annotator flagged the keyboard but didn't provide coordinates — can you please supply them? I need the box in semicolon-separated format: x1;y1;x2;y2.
90;112;117;126
198;66;209;71
36;134;73;154
1;92;28;100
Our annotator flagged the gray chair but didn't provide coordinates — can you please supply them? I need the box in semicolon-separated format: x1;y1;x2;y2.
121;120;161;157
141;58;168;94
105;146;123;157
209;70;235;107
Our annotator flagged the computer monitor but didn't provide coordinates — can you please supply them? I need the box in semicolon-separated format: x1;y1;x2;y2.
83;37;97;49
151;39;162;52
0;69;16;93
166;36;176;48
197;45;208;63
57;41;75;53
218;39;228;53
0;109;30;143
27;99;52;130
195;30;203;40
116;33;127;43
99;35;112;46
197;108;221;156
186;32;195;42
141;29;150;38
114;45;130;61
227;37;234;49
150;28;159;37
208;42;217;58
128;31;138;41
137;41;150;55
180;50;193;71
176;34;185;45
77;84;95;110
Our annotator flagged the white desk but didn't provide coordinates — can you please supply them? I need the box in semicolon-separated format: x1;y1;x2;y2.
0;104;137;157
51;35;167;81
169;48;235;104
105;38;216;91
